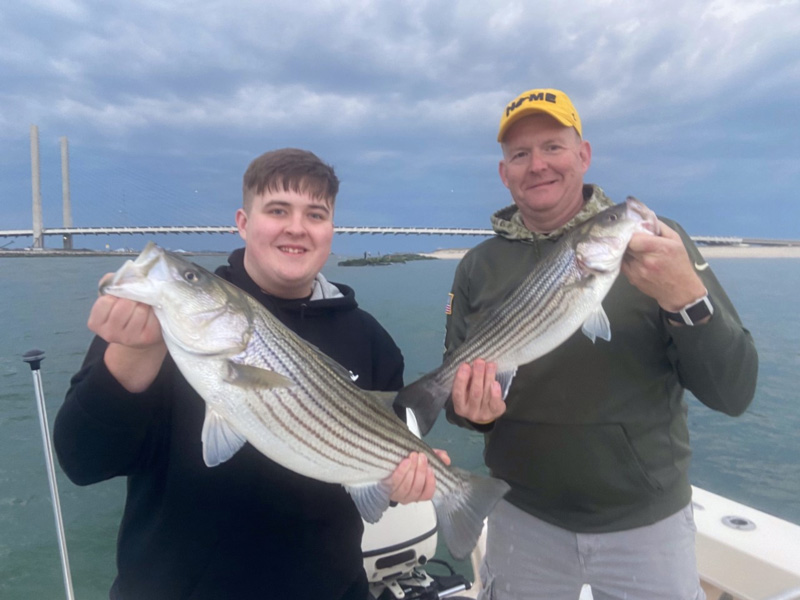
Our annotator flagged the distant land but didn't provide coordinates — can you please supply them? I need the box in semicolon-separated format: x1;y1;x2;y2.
421;246;800;260
338;252;437;266
696;246;800;259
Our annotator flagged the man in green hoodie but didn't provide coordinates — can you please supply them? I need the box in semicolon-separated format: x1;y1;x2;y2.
445;89;758;599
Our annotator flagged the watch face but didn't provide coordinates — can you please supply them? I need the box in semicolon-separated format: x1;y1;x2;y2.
667;295;713;325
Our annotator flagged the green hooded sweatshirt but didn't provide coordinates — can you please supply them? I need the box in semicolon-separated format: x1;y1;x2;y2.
444;185;758;532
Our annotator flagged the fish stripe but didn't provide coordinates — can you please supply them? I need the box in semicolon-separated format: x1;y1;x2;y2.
246;386;355;471
242;311;425;475
247;371;404;475
444;245;582;375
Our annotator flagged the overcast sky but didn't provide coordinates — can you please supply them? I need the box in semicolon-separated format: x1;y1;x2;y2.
1;0;798;254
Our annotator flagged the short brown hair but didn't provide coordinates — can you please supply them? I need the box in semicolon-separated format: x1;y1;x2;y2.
242;148;339;212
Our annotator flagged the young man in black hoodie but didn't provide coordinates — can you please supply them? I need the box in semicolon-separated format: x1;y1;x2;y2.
55;148;445;600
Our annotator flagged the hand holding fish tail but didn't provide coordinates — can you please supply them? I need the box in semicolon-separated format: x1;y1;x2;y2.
387;449;451;504
451;359;505;426
622;221;708;313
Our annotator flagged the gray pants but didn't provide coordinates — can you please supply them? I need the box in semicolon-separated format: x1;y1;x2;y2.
477;500;706;600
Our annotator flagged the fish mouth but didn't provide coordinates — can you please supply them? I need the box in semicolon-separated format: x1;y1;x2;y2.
99;241;164;298
624;196;661;236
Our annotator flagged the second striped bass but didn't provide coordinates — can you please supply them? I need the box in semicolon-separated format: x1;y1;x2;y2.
397;197;660;434
100;242;509;560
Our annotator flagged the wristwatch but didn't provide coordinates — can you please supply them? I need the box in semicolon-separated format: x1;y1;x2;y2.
663;294;714;326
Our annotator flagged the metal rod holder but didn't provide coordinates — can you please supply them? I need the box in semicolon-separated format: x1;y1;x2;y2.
23;349;76;600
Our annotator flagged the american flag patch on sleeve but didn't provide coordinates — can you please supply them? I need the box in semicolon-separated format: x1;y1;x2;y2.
445;293;454;315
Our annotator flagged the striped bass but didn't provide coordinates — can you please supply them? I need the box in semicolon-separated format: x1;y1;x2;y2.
398;197;661;435
100;242;509;560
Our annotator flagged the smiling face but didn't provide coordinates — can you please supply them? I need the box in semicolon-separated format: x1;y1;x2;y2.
235;189;334;299
499;113;592;233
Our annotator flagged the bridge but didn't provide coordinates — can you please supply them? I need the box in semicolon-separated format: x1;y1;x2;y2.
10;127;800;250
2;226;799;248
10;127;800;251
0;224;496;243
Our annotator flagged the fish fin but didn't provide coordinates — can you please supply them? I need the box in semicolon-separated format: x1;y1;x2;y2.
581;306;612;343
201;408;247;467
225;361;295;389
394;373;448;436
345;480;393;523
370;391;399;412
496;368;517;400
403;407;422;437
432;468;510;560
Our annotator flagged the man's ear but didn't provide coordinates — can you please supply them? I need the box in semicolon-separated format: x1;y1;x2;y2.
579;140;592;174
234;208;248;242
498;160;510;189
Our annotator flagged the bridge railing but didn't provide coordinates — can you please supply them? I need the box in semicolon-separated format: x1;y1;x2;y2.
0;225;495;238
1;227;798;247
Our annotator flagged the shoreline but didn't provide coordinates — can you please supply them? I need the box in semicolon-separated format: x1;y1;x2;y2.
421;246;800;260
696;246;800;259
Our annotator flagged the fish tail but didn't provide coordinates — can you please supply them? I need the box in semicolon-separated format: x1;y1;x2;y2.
432;468;510;560
394;373;449;436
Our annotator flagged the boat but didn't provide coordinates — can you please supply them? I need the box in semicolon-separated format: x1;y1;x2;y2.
691;486;800;600
365;485;800;600
361;409;474;599
360;408;800;600
358;414;800;599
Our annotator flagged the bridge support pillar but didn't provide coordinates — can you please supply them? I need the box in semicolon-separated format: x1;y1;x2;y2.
61;137;73;250
30;125;44;250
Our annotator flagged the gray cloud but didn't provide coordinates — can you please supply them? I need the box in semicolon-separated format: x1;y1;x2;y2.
1;0;798;245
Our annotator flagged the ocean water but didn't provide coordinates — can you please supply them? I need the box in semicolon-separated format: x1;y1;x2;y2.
0;254;798;599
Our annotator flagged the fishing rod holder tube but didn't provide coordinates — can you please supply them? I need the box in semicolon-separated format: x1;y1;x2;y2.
23;348;76;600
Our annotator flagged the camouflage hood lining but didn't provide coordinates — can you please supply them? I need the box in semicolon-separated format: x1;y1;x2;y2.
491;184;615;242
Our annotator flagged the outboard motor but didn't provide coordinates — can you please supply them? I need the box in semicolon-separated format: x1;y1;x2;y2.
361;410;472;599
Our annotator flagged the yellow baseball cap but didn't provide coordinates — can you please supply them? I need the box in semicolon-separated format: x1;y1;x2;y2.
497;88;582;142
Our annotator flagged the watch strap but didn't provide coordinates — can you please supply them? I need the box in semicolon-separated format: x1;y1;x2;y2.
663;294;714;326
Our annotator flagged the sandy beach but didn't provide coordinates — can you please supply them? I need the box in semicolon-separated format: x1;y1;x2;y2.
695;246;800;259
422;246;800;260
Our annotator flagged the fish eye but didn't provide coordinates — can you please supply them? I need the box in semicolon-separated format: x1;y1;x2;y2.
184;270;200;282
607;214;618;222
